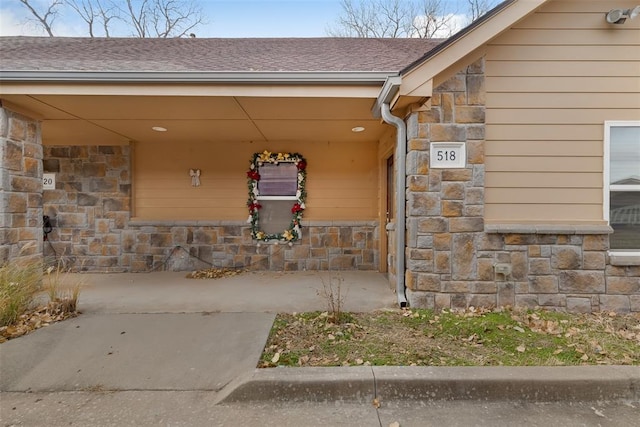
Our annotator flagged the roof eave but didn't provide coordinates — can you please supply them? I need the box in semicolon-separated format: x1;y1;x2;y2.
0;70;398;85
371;76;402;118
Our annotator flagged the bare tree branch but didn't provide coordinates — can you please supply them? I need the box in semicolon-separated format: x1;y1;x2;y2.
409;0;455;38
18;0;63;37
327;0;459;39
327;0;415;38
467;0;495;22
95;0;118;37
150;0;204;38
119;0;204;38
66;0;96;37
123;0;149;37
327;0;502;38
376;0;412;38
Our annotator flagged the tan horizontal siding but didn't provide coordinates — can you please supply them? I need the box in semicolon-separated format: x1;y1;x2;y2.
492;29;640;46
487;93;640;109
487;45;640;61
133;140;379;221
305;198;376;209
486;109;639;125
483;0;640;223
484;204;604;222
300;207;376;221
485;172;602;188
486;76;639;93
512;9;636;29
487;61;640;77
135;207;240;219
485;188;602;204
135;197;246;208
485;156;602;173
485;140;602;156
486;124;602;141
537;1;625;14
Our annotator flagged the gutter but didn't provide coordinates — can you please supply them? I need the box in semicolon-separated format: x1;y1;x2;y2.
0;70;397;84
374;78;408;307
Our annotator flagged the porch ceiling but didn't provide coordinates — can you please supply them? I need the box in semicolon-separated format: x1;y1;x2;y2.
2;94;389;145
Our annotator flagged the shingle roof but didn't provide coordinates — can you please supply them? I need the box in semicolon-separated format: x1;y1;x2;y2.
0;37;444;73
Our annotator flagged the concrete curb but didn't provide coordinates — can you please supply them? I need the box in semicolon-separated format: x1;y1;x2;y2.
218;366;640;404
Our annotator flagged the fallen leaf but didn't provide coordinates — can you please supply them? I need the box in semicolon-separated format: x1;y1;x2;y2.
514;326;525;333
372;398;381;408
298;355;310;365
271;352;280;363
516;345;526;353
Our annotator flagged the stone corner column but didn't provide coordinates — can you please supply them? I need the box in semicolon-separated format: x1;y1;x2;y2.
0;106;43;265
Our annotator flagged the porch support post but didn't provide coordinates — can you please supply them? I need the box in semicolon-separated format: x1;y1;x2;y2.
0;105;43;264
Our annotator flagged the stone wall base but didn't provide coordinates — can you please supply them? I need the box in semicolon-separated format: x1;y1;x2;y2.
122;221;379;273
44;220;379;273
406;232;639;313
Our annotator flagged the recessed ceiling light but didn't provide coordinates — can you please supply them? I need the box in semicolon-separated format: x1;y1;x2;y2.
152;126;167;132
351;126;365;133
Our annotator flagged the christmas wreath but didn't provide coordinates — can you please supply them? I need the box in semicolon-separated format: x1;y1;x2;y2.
247;151;307;242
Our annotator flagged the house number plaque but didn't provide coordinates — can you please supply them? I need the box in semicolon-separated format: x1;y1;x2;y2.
430;142;466;169
43;173;56;190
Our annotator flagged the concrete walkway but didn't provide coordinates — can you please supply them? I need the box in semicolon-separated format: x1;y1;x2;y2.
2;271;394;393
1;271;639;426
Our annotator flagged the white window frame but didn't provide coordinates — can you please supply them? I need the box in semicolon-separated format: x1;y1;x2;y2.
603;120;640;256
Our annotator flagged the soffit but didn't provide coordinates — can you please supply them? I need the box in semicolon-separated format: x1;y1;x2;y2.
2;93;387;144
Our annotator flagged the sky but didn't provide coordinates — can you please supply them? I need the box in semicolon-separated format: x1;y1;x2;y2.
0;0;478;38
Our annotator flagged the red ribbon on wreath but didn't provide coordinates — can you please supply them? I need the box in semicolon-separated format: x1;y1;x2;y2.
247;170;261;180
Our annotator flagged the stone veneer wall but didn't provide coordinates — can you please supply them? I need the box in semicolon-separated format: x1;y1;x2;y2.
0;107;43;264
42;144;378;272
404;58;639;313
125;221;378;272
43;145;131;270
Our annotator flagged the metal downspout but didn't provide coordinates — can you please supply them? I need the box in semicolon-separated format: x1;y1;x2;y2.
381;103;408;307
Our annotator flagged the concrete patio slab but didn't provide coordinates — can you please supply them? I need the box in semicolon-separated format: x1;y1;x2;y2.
65;271;396;314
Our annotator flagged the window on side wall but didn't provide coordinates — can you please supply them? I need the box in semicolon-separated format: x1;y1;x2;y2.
604;121;640;253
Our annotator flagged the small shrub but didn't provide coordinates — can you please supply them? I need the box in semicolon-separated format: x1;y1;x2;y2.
0;260;42;327
318;274;348;323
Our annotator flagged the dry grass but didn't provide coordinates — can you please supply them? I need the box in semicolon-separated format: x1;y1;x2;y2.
260;307;640;368
0;264;83;343
0;259;42;327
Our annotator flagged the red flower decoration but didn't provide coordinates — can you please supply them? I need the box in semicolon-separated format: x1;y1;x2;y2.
248;202;262;211
296;160;307;170
247;170;261;180
291;203;304;214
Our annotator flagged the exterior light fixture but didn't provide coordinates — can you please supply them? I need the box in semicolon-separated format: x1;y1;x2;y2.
606;6;640;24
152;126;167;132
351;126;365;133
